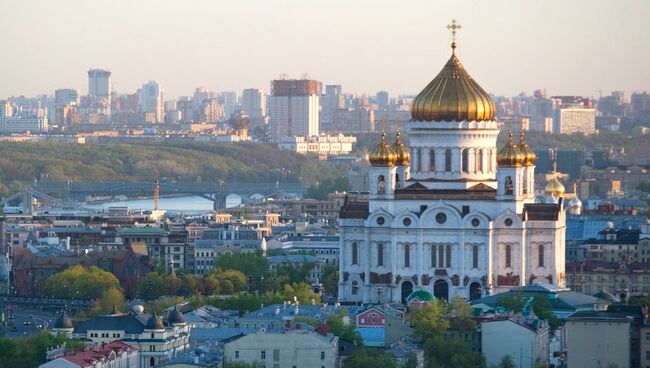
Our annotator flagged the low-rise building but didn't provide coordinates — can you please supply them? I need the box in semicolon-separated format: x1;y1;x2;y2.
40;341;139;368
565;311;631;368
223;330;338;368
67;307;189;368
193;223;260;275
481;317;549;368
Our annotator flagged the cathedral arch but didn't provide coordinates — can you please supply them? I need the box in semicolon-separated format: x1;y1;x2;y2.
400;281;413;304
367;210;393;228
433;278;449;302
462;211;490;229
461;148;469;173
469;281;482;300
421;203;462;228
392;210;420;228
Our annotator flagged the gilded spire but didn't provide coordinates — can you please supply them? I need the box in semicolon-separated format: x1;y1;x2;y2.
497;132;525;167
517;130;536;166
447;19;462;52
369;132;397;167
545;161;565;197
392;128;410;166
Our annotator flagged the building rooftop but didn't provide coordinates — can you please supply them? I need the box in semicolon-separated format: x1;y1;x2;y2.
116;227;168;237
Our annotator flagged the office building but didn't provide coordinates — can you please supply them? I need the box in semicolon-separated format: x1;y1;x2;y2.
220;91;238;120
87;68;112;102
376;90;389;109
138;81;164;123
241;88;266;118
631;91;650;115
269;78;320;138
54;89;79;106
199;99;224;123
554;108;596;135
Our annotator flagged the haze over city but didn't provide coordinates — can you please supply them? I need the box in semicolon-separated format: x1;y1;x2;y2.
2;0;649;99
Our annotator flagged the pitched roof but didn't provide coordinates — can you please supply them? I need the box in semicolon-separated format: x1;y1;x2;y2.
73;314;150;334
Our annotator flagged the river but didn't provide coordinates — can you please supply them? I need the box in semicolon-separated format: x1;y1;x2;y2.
83;194;243;213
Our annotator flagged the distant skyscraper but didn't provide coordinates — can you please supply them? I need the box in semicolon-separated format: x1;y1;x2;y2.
220;91;238;120
376;90;389;109
87;69;112;101
138;81;164;123
54;89;79;106
200;99;224;123
269;78;320;139
177;97;194;123
323;85;344;111
631;92;650;115
241;88;266;118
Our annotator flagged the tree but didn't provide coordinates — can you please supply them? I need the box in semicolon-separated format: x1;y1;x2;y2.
321;264;338;296
180;274;202;296
497;293;527;314
43;265;120;300
280;282;320;304
410;300;449;341
449;296;476;331
326;315;363;346
422;335;485;368
0;331;84;368
531;297;561;333
496;355;516;368
95;286;126;314
343;348;398;368
137;272;168;300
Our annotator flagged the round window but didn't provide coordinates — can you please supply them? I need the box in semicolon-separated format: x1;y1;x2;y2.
377;217;385;225
505;218;513;227
403;218;411;226
435;213;447;224
471;218;480;227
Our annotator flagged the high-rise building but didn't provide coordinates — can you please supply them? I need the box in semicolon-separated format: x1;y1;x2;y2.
376;90;389;109
54;89;79;106
177;97;194;123
241;88;266;118
269;78;321;139
220;91;238;120
87;69;112;101
631;92;650;115
554;108;596;135
200;99;224;123
138;81;164;123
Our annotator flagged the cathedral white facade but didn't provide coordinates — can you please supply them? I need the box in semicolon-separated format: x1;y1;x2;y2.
338;31;567;304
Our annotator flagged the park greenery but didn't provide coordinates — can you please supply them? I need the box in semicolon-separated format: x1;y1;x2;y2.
496;293;561;332
343;348;399;368
0;331;84;368
0;141;348;196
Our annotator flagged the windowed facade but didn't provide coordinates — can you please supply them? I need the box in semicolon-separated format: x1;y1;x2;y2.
431;244;437;267
445;149;452;172
352;242;358;265
472;244;479;269
538;244;544;267
461;149;469;173
445;244;451;267
429;149;436;171
505;244;512;268
377;243;384;266
404;244;410;268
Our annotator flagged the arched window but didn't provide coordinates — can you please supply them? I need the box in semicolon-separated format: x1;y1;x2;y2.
352;242;358;265
351;281;359;295
429;149;436;172
395;173;401;189
416;148;422;172
461;149;469;173
445;244;452;267
477;149;484;172
472;244;479;269
438;244;445;268
522;173;528;194
445;149;452;172
431;244;437;267
505;176;514;195
538;244;544;267
505;244;512;268
150;357;155;367
488;149;493;172
377;243;384;266
404;244;410;268
377;175;385;195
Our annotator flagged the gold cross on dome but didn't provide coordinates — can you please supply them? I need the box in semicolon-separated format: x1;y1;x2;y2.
447;19;462;44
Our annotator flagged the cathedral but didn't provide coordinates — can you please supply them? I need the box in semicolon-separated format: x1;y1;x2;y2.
338;22;567;304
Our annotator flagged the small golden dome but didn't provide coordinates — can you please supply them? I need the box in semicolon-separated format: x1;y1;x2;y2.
545;163;565;197
391;131;410;166
497;132;525;167
369;132;397;167
411;44;496;122
517;131;536;166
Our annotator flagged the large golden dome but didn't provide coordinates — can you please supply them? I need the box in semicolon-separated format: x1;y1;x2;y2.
411;44;496;122
497;132;525;167
369;132;397;167
391;131;410;166
517;131;536;166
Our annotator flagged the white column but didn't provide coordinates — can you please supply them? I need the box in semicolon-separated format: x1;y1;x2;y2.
452;147;461;173
436;147;444;173
487;226;495;294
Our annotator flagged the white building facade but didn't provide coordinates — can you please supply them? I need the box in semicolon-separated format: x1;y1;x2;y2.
338;36;566;304
139;81;164;123
269;78;320;139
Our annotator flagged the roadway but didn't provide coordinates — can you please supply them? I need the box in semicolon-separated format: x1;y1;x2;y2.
0;306;58;338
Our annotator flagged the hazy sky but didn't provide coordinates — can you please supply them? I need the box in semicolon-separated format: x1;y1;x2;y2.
2;0;649;100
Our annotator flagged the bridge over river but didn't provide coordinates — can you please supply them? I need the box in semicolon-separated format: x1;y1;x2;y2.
2;181;309;214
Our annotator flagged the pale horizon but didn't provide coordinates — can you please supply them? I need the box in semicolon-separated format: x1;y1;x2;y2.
1;0;649;100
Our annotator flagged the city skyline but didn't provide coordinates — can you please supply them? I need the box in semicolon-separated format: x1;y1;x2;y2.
1;0;649;100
